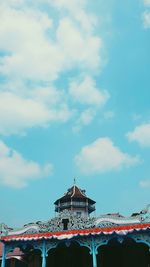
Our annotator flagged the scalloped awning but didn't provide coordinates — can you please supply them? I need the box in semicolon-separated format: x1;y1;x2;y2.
1;223;150;242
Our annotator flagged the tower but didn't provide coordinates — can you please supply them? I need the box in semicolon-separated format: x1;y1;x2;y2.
54;183;96;217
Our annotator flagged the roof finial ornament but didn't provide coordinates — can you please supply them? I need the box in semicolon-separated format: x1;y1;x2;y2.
73;177;76;185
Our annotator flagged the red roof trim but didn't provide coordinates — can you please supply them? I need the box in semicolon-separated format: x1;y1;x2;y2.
1;223;150;242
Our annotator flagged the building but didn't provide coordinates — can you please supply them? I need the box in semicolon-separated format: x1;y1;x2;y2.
1;183;150;267
54;184;96;217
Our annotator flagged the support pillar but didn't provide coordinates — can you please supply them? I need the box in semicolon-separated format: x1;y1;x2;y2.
91;238;97;267
41;240;46;267
1;243;6;267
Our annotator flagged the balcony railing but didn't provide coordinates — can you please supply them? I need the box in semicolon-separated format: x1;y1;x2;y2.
55;201;95;212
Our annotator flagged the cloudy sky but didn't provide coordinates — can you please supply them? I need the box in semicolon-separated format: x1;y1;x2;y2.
0;0;150;227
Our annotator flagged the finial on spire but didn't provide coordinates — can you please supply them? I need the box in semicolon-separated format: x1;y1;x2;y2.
73;177;76;185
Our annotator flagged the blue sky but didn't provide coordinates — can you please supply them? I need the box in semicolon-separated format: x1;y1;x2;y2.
0;0;150;227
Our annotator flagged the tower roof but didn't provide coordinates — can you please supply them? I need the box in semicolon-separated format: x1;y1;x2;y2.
54;185;95;205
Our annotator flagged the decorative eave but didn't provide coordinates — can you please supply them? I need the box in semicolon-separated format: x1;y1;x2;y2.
54;185;95;205
1;205;150;239
1;223;150;242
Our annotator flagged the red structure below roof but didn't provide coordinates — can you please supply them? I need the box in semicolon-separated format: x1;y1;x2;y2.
0;243;23;258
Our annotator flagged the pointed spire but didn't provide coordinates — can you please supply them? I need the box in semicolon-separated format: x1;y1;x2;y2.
73;177;76;186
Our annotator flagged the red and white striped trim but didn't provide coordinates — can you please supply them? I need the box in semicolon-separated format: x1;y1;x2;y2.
1;223;150;242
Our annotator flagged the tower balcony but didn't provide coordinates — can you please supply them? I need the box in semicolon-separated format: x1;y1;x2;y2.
55;201;95;213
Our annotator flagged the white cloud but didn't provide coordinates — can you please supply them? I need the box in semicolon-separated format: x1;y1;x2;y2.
72;108;96;133
57;18;101;70
139;179;150;188
49;0;96;32
0;0;107;135
50;0;86;13
1;0;24;7
69;76;109;106
0;141;53;188
78;109;95;125
0;3;102;81
70;75;110;132
0;90;71;135
0;5;64;81
142;11;150;28
131;113;142;121
103;111;115;119
75;137;139;175
144;0;150;6
142;0;150;28
127;123;150;147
